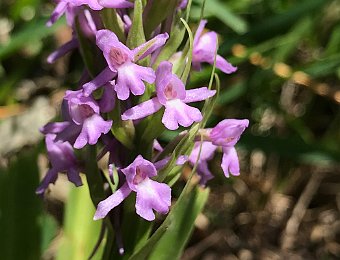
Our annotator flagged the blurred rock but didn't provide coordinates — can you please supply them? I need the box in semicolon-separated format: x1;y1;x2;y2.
0;97;55;157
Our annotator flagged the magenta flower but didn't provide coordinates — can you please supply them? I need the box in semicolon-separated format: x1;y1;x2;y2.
193;20;237;74
188;141;217;186
98;82;116;113
83;30;169;100
122;61;216;130
221;146;240;178
47;38;78;64
178;0;188;9
64;90;112;149
98;0;133;9
36;134;82;195
209;119;249;177
47;1;96;27
209;119;249;147
47;0;132;27
94;155;171;221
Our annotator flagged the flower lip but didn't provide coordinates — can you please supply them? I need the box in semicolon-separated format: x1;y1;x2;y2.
164;83;178;100
133;166;147;185
109;47;129;67
79;104;95;118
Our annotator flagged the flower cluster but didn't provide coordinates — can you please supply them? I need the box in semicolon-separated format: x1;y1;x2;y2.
39;0;248;248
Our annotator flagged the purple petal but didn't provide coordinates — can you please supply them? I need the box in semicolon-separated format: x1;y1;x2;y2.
153;139;163;152
72;0;103;10
47;38;78;63
133;33;169;61
154;155;188;170
45;134;78;170
194;32;217;61
96;30;133;71
193;19;207;47
55;123;81;144
115;63;155;100
40;122;70;135
98;0;134;8
99;82;116;113
189;141;217;163
46;1;68;27
122;14;132;33
215;55;237;74
183;87;216;103
94;182;132;220
74;114;112;149
83;67;117;97
66;93;101;125
78;9;98;37
121;97;162;120
153;158;169;170
177;155;188;165
178;0;188;9
35;169;58;195
197;161;214;186
96;29;119;53
156;61;186;105
67;168;83;187
193;28;237;75
209;119;249;147
162;100;202;130
65;4;79;26
135;179;171;221
221;147;240;178
121;155;158;191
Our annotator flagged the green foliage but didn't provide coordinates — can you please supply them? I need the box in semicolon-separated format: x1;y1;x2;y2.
0;150;45;260
129;186;209;260
143;0;178;37
126;0;146;49
148;187;209;260
56;182;104;260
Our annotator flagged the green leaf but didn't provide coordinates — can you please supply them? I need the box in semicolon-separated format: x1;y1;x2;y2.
152;17;186;68
0;18;64;60
101;8;126;42
0;150;43;260
109;100;135;150
75;18;104;77
192;0;248;34
149;187;209;260
129;182;209;260
180;18;194;84
126;0;146;49
84;146;106;206
143;0;178;38
156;124;200;182
56;183;104;260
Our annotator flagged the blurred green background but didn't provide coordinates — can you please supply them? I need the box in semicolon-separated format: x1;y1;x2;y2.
1;0;340;259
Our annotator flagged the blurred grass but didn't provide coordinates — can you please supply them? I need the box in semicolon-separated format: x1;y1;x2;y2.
0;150;51;260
